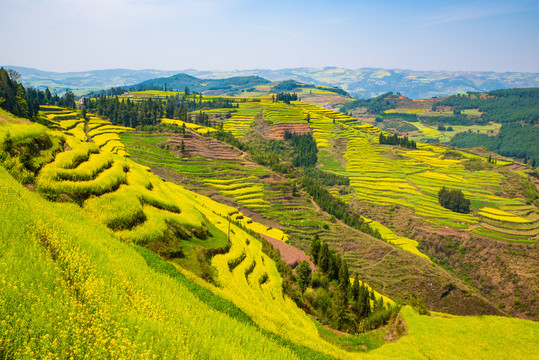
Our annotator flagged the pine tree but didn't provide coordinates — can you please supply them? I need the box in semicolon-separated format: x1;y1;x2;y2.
351;273;360;302
310;235;320;263
338;260;350;297
318;242;330;273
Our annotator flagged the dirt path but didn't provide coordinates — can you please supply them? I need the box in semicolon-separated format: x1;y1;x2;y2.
359;248;397;270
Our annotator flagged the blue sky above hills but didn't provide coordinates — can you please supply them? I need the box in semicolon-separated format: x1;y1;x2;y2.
1;0;538;72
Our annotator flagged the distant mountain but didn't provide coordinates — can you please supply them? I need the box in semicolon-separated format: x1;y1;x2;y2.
1;66;181;95
3;65;539;99
183;67;539;99
133;73;270;95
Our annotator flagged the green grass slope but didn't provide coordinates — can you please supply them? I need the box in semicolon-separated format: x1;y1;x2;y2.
0;164;334;360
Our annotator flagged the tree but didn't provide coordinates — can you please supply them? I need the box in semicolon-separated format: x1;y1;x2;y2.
44;88;52;105
296;261;312;294
310;235;320;263
15;84;30;118
7;69;21;83
165;100;174;118
318;242;330;273
532;158;536;168
180;140;185;154
351;274;360;302
338;260;350;297
2;131;13;154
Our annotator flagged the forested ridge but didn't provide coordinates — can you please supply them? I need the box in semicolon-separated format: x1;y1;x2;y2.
450;123;539;165
434;88;539;124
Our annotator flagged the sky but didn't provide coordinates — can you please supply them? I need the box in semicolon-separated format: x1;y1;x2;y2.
1;0;538;73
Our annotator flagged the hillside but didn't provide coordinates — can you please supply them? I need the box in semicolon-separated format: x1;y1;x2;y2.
1;89;538;358
132;73;271;95
6;65;539;99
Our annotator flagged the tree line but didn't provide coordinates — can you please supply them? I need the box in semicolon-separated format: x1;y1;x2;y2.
84;93;236;128
449;123;539;166
379;133;417;149
434;89;539;125
0;68;75;120
272;92;298;104
303;167;349;186
299;176;382;240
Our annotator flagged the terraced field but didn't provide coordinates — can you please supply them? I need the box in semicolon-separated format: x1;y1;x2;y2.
120;131;273;212
223;103;263;138
338;129;538;243
40;106;86;141
87;115;132;156
263;102;306;125
161;117;217;134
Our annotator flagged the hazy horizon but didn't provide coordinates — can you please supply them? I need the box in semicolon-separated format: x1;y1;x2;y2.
4;64;539;75
1;0;538;73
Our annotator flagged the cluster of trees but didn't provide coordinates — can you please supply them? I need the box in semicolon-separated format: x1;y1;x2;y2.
257;234;396;333
438;187;471;214
272;92;298;104
437;125;454;131
283;131;318;167
305;236;397;332
435;89;539;124
0;68;75;120
450;123;539;167
340;92;398;115
303;167;349;186
0;68;35;119
379;133;417;149
86;96;162;127
85;92;234;128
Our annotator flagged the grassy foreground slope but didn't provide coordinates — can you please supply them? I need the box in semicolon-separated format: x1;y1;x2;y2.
0;167;305;360
1;134;538;360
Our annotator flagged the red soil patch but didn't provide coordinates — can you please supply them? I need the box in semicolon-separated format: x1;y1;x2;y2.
167;129;247;160
261;235;315;272
269;123;312;140
507;164;526;171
